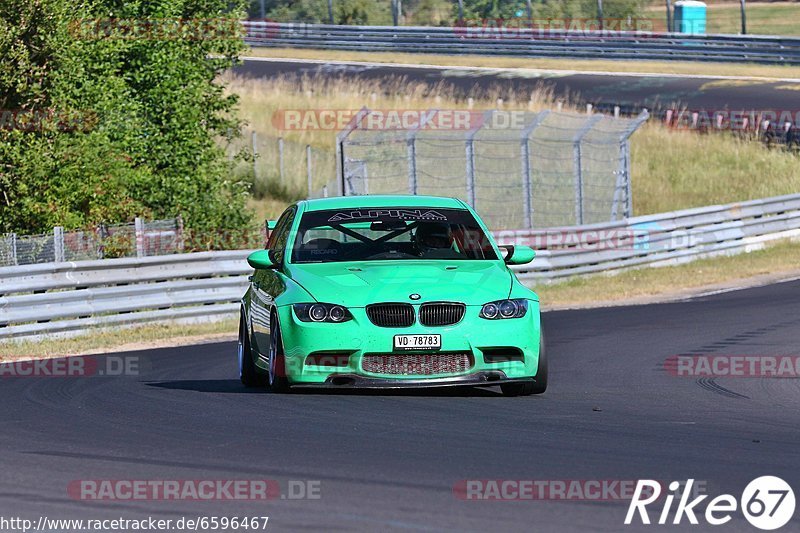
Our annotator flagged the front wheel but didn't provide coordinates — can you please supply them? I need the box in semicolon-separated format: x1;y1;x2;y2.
239;309;267;388
501;328;547;396
268;315;290;393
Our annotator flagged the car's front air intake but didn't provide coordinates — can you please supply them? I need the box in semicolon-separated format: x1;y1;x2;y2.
419;302;466;326
366;303;415;327
362;353;472;375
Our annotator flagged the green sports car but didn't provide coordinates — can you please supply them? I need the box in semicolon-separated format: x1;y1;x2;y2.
238;195;546;396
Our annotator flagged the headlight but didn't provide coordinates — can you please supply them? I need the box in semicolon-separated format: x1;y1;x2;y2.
293;303;353;323
479;299;528;319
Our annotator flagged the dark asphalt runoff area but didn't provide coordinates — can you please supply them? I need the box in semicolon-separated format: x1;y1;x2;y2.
1;279;799;531
234;58;800;114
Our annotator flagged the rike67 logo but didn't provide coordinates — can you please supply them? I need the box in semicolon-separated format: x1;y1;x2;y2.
626;477;795;530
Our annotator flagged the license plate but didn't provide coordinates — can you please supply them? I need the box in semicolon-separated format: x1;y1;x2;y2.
393;334;441;351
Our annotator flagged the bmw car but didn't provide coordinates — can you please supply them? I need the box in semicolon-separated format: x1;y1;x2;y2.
238;195;546;396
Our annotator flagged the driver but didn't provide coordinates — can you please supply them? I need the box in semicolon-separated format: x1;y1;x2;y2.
414;222;458;258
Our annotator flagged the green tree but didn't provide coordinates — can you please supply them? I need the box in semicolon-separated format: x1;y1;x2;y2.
1;0;253;242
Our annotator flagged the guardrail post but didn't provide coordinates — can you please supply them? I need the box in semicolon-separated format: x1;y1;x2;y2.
520;110;550;229
53;226;65;263
573;115;603;225
135;217;145;258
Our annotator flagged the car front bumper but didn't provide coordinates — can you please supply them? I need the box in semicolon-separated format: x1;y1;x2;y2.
273;301;542;386
290;371;537;389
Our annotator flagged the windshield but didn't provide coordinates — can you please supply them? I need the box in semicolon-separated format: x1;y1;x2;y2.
291;207;498;263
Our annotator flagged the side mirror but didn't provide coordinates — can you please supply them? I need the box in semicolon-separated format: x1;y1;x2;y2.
501;245;536;265
247;249;275;269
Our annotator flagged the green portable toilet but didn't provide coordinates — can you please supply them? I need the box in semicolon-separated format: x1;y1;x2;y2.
673;0;707;34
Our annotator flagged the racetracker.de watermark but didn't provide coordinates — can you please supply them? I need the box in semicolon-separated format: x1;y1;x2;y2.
453;479;707;501
663;109;800;131
453;18;658;39
272;109;488;132
0;356;141;378
68;18;243;41
0;109;97;133
67;480;320;501
493;228;650;251
664;355;800;378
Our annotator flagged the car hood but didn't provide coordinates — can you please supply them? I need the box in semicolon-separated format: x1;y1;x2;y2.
286;260;512;306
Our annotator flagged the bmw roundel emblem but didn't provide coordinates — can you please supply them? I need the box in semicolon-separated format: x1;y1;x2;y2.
409;293;421;300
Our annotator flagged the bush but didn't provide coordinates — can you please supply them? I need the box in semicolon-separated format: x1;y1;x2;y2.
0;0;255;245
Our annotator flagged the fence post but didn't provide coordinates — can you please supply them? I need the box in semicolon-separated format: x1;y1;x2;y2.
336;107;370;196
176;215;185;253
617;110;650;219
53;226;65;263
97;224;107;259
464;110;490;208
624;142;633;218
407;135;418;194
251;131;259;181
465;138;476;207
278;136;285;183
611;159;627;221
405;109;438;195
520;110;550;229
572;115;603;225
135;217;145;258
306;145;313;198
10;233;17;266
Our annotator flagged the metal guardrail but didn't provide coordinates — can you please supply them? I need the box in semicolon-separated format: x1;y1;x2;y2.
2;193;800;340
0;251;250;340
243;21;800;65
499;192;800;280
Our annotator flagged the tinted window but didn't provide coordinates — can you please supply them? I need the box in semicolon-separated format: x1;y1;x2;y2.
291;207;498;263
267;206;296;265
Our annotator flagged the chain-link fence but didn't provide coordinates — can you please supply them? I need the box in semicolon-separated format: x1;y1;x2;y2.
225;129;337;199
337;108;648;230
0;218;184;267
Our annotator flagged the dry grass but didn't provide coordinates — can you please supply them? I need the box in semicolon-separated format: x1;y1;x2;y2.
533;238;800;307
0;319;237;360
244;48;800;80
630;122;800;214
227;74;800;218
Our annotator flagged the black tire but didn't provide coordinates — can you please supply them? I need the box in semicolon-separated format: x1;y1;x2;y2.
239;310;267;388
501;328;547;396
268;314;290;393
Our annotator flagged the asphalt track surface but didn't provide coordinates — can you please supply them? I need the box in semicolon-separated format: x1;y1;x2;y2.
235;58;800;113
2;280;800;532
